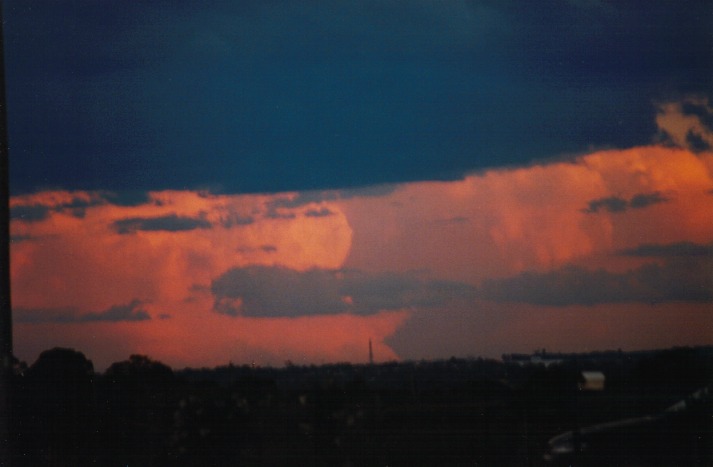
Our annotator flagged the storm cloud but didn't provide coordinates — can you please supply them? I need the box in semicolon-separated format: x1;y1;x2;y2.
6;1;711;195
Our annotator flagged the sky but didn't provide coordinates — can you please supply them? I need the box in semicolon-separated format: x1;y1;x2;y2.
4;0;713;370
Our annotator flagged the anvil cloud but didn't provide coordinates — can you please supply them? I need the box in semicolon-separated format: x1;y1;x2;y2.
4;1;712;369
10;141;713;369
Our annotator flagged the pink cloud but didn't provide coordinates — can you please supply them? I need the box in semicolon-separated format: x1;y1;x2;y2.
341;146;713;281
10;145;713;368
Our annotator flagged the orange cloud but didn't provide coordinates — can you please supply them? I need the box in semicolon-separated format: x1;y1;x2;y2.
10;144;713;368
11;191;352;312
11;190;360;367
341;146;713;281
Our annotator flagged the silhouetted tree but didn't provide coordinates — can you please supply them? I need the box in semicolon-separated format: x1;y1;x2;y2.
98;354;175;465
15;347;96;465
105;354;173;385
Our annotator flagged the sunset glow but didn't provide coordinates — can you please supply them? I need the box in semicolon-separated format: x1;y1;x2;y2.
4;1;711;370
10;144;713;369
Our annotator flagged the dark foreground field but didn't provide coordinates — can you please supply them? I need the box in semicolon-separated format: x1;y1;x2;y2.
8;346;713;466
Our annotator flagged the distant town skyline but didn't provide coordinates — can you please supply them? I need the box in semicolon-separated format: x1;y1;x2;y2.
4;1;712;370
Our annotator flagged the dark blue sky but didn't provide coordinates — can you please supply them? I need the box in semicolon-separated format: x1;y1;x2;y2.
4;0;711;195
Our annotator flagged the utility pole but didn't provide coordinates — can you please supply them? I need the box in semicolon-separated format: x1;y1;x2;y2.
368;338;373;365
0;1;13;463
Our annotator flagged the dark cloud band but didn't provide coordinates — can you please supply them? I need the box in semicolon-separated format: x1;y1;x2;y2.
584;191;670;214
113;214;211;234
15;300;150;324
481;258;712;306
211;266;476;317
6;1;710;195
